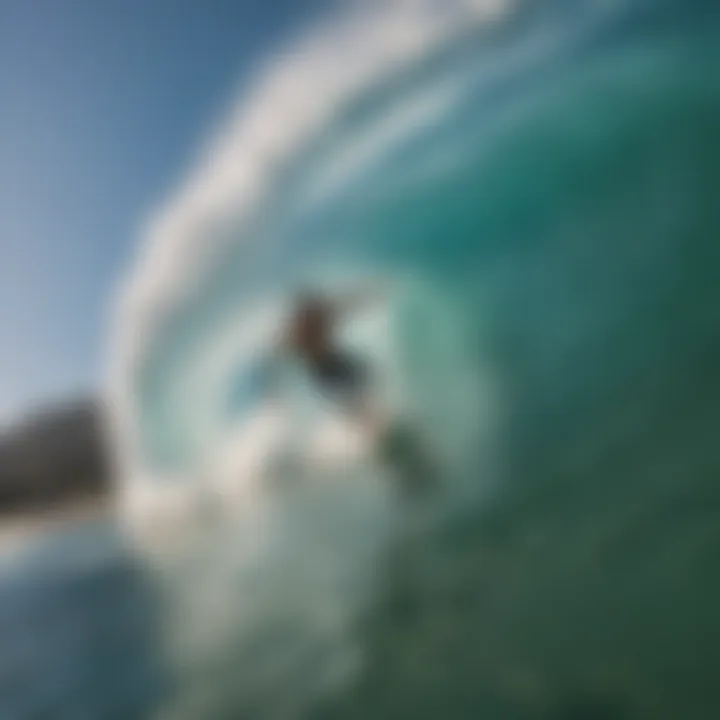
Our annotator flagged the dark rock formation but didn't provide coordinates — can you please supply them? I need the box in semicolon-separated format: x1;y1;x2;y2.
0;399;110;515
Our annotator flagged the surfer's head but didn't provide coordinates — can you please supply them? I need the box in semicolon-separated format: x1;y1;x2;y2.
288;289;332;355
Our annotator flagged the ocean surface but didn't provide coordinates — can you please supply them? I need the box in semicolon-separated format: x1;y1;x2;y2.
4;0;720;717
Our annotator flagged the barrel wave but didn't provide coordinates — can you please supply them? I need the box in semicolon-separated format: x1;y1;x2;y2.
109;0;720;717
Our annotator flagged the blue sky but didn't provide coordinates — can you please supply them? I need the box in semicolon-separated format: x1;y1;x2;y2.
0;0;334;422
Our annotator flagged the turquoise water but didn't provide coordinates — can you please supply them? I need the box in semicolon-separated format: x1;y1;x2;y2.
5;0;720;718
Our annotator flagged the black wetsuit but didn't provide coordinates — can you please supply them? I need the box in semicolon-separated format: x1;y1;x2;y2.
309;350;368;401
310;351;367;395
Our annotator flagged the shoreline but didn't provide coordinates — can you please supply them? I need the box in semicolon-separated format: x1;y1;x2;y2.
0;493;113;551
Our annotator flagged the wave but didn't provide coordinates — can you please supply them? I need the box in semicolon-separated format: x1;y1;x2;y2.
108;0;531;501
108;0;629;501
103;0;720;714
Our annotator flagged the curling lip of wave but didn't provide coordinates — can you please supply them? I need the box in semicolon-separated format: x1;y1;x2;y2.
107;0;517;483
111;0;512;380
107;0;627;484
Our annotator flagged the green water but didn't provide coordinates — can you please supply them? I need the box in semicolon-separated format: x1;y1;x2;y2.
309;8;720;720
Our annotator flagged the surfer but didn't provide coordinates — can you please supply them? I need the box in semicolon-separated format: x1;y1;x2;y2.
277;288;384;433
273;286;436;495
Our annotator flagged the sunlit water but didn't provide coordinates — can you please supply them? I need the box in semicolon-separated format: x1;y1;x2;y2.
4;0;720;718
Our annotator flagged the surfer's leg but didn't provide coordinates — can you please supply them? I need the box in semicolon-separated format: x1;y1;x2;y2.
378;421;439;499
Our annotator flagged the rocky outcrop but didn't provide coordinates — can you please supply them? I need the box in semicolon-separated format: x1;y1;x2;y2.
0;399;110;514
